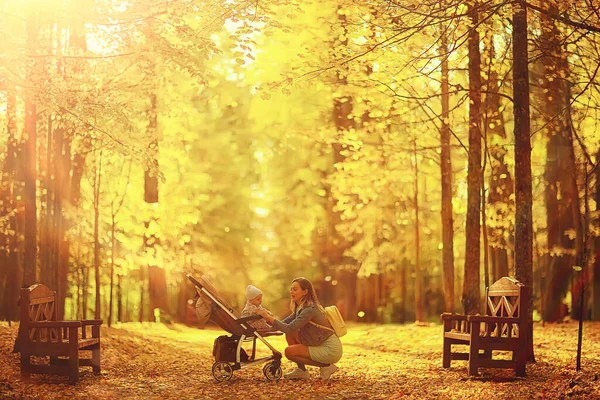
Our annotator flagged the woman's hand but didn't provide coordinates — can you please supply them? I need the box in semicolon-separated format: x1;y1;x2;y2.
256;310;275;324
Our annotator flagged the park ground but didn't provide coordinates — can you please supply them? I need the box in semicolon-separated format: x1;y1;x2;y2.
1;321;599;399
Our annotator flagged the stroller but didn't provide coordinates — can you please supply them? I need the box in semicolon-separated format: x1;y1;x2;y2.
187;274;283;382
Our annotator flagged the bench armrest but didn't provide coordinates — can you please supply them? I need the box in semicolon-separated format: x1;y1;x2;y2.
441;313;468;321
28;321;82;328
237;315;262;324
80;319;103;326
468;315;520;324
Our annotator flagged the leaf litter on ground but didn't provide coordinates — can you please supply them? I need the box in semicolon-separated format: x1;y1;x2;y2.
0;321;599;399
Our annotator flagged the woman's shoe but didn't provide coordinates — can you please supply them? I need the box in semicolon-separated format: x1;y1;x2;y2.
319;364;339;380
284;367;311;380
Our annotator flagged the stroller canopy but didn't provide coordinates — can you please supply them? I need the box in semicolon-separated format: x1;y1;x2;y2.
190;274;247;337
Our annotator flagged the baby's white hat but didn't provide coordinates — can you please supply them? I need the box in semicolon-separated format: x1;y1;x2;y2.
245;285;262;301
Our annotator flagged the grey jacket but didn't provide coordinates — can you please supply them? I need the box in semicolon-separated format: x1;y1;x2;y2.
272;304;334;346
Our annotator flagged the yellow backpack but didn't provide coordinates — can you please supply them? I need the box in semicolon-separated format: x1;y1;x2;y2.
312;305;347;337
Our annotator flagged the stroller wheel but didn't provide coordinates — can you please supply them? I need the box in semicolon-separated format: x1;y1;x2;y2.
263;361;282;381
212;362;233;382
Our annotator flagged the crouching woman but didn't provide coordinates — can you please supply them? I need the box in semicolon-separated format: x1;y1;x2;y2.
256;277;342;380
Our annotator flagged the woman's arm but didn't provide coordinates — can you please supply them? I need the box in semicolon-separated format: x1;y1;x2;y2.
280;312;295;324
257;310;295;325
271;307;317;334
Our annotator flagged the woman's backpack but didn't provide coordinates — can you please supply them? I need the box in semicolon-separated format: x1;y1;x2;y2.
323;305;347;337
312;305;347;337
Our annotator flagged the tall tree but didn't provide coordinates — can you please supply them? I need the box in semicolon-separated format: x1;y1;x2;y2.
40;113;56;291
0;87;21;321
439;31;455;313
144;93;169;321
22;9;38;287
462;1;482;315
484;34;513;282
323;10;357;321
538;3;582;322
413;135;424;321
108;163;129;327
93;153;102;320
512;0;535;363
594;151;600;321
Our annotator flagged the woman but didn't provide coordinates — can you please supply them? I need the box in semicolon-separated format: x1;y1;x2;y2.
256;277;343;380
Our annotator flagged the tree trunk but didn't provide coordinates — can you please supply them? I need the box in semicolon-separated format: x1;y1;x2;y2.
79;247;89;319
41;115;55;290
462;2;482;315
0;87;21;321
484;35;512;283
413;136;424;322
144;93;168;321
52;13;72;321
108;214;116;327
75;253;81;319
126;286;131;322
139;265;145;322
22;11;38;288
593;152;600;321
324;10;359;321
69;139;89;206
178;270;188;323
482;167;490;290
576;170;592;370
538;4;581;322
513;2;535;363
439;33;455;313
54;121;69;320
23;103;37;287
117;273;123;322
399;258;407;322
94;153;102;320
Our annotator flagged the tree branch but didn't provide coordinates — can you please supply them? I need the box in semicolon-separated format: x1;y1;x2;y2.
518;0;600;33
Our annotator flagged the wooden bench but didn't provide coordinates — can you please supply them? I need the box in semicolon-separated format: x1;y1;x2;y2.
440;277;529;376
19;284;102;383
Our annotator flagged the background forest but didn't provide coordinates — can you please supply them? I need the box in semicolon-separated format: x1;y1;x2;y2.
1;0;600;328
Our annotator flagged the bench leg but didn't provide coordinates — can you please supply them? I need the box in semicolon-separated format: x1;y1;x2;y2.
92;325;101;373
69;345;79;384
468;323;480;376
468;344;479;376
92;345;101;373
516;362;526;377
20;353;31;380
442;338;451;368
515;349;526;377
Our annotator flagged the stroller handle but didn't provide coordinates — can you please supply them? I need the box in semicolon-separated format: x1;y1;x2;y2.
187;273;237;315
187;274;204;289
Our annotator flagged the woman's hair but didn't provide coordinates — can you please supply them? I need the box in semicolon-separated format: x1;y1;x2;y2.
290;277;322;312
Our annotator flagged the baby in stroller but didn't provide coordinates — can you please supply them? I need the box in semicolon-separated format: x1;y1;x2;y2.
187;274;283;382
241;285;274;331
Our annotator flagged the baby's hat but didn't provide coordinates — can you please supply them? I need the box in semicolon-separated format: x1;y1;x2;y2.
245;285;262;301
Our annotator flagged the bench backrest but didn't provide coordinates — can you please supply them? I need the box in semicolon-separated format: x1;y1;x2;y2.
19;284;58;342
485;277;528;337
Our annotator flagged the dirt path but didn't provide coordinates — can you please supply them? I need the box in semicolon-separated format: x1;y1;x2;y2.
1;322;599;399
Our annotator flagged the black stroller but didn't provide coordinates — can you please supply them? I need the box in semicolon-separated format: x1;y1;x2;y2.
187;274;283;382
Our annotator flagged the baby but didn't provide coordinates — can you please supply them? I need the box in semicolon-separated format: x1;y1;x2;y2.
241;285;274;330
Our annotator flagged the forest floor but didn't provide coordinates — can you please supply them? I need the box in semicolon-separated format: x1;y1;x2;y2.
0;321;599;399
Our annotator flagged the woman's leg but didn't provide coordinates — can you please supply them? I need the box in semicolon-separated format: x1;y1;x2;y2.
285;332;300;345
285;344;328;367
284;332;308;370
